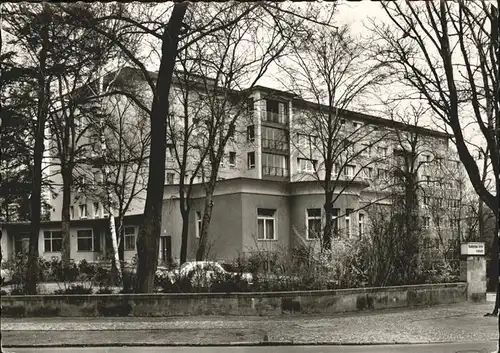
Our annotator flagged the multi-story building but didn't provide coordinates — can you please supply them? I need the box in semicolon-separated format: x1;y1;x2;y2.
1;67;461;265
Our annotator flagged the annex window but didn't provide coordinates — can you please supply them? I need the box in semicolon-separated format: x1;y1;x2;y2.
77;229;100;252
358;213;365;238
345;209;353;237
124;226;136;251
331;208;340;238
306;208;322;240
44;230;62;252
166;173;175;185
196;211;202;238
257;208;276;240
247;152;255;169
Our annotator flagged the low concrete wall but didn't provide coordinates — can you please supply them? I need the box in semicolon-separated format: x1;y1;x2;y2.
0;282;467;317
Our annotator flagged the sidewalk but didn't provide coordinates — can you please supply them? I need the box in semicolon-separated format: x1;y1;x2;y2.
1;302;498;347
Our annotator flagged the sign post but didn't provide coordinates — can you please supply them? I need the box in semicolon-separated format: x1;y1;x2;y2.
460;242;486;302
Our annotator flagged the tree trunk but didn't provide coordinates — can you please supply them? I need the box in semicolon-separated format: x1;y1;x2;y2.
26;5;49;295
196;183;215;261
108;214;121;280
117;221;125;263
61;166;72;269
135;2;188;293
322;190;334;251
180;207;189;264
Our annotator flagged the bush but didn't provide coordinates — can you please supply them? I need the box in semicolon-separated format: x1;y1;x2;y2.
54;284;93;295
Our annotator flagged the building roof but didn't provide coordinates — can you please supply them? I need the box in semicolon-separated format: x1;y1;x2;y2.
107;67;451;140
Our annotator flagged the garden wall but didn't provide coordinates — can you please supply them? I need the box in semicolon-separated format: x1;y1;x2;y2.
0;282;466;317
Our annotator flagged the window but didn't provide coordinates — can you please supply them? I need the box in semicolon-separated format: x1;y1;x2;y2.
345;209;353;237
422;216;431;230
93;202;100;218
377;147;388;157
77;229;100;252
247;97;254;112
262;126;288;151
263;99;287;124
358;213;365;238
257;208;276;240
229;152;236;167
228;125;235;138
124;226;136;251
196;211;202;238
331;209;340;238
79;204;88;219
247;125;255;142
450;199;459;208
247;152;255;169
93;171;102;185
344;165;355;178
262;153;289;177
70;206;74;220
15;237;30;254
44;231;62;252
424;175;431;185
297;158;317;173
423;196;430;206
361;144;371;157
166;173;175;184
378;168;388;179
167;144;175;159
306;208;321;240
362;167;373;179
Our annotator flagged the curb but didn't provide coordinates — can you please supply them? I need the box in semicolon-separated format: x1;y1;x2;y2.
3;340;471;348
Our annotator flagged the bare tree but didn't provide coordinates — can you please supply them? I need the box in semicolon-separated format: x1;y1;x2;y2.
187;3;303;261
281;22;388;249
371;0;499;319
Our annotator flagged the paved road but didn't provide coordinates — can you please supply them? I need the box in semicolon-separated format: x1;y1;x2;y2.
2;342;498;353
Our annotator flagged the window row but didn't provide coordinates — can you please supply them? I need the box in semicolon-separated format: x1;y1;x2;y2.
69;202;108;220
192;208;366;242
42;227;136;253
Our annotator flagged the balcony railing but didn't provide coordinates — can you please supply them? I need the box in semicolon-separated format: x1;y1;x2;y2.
261;111;288;124
262;138;288;151
262;165;289;177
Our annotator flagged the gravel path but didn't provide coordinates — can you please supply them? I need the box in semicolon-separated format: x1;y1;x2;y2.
1;303;497;346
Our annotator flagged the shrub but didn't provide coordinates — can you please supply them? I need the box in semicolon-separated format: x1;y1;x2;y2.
54;284;93;295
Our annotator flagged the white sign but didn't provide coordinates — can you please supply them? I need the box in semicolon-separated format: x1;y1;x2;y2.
460;242;485;256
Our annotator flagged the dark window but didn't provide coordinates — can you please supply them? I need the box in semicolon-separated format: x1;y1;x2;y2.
247;125;255;142
44;230;62;252
307;208;322;239
229;152;236;166
248;152;255;169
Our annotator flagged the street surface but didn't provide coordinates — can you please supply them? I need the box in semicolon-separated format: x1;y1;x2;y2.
2;342;498;353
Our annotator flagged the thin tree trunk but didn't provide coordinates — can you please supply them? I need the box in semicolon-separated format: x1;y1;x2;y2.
26;5;50;294
180;207;189;264
108;214;121;280
196;183;215;261
61;166;72;269
117;219;125;263
135;3;188;293
323;190;334;251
